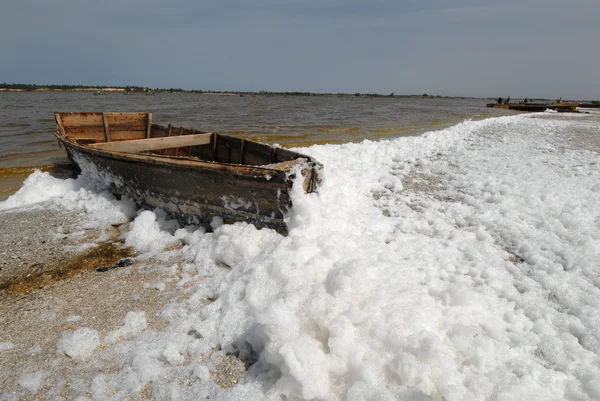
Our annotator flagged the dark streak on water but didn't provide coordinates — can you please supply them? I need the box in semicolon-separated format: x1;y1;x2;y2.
0;92;511;199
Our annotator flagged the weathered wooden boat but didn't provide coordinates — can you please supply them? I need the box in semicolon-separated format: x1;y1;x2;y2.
487;102;578;112
54;112;320;234
486;103;510;109
510;103;577;112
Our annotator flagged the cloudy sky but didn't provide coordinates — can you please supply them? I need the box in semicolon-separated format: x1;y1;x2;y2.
1;0;599;99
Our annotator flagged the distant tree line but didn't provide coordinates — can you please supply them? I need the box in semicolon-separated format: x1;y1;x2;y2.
1;83;469;99
0;83;173;92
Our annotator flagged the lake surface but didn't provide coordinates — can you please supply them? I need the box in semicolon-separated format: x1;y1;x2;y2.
0;92;510;199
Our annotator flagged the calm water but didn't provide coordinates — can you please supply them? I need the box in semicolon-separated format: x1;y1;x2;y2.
0;92;509;199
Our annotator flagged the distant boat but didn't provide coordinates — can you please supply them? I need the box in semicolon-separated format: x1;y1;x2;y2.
53;112;321;234
487;102;578;112
577;101;600;108
93;91;107;96
145;91;155;96
486;103;510;109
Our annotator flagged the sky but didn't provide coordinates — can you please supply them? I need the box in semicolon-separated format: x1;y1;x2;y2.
1;0;599;99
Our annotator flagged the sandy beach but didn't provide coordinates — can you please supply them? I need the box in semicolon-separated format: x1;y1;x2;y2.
0;209;248;398
0;210;164;395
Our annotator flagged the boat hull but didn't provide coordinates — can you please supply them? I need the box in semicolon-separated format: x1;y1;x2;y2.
486;103;510;109
487;103;577;112
63;141;301;234
577;102;600;108
508;103;577;112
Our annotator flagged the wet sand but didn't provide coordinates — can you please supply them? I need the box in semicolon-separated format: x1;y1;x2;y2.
0;209;87;289
0;209;184;397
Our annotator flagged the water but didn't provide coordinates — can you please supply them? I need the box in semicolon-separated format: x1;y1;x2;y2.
0;92;508;199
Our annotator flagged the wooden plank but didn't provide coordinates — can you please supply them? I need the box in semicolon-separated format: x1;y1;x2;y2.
243;140;277;165
273;147;301;163
88;133;213;153
173;127;184;155
240;139;246;165
150;124;168;138
74;138;102;143
102;112;110;142
58;112;146;128
177;127;188;157
164;125;174;155
145;113;152;139
105;112;148;129
263;159;303;171
104;130;147;141
212;133;217;161
64;127;106;140
54;113;66;136
104;112;147;120
106;114;147;130
59;113;103;127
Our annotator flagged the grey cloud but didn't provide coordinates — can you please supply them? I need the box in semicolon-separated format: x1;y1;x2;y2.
1;0;599;99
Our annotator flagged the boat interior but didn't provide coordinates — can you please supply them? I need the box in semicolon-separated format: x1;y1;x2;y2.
55;112;303;168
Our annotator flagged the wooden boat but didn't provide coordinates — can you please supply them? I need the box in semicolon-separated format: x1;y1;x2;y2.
486;103;510;109
577;102;600;108
54;112;320;234
487;103;578;112
509;103;577;112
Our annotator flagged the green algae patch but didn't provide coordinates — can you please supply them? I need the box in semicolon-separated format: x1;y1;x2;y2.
0;241;135;296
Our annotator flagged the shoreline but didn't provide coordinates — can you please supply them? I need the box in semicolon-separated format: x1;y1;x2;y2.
0;209;87;289
0;208;181;396
0;207;246;398
0;86;482;99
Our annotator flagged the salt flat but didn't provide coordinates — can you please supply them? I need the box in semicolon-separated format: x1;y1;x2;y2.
1;111;599;400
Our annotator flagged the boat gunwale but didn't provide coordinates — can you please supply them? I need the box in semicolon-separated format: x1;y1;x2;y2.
54;121;313;178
